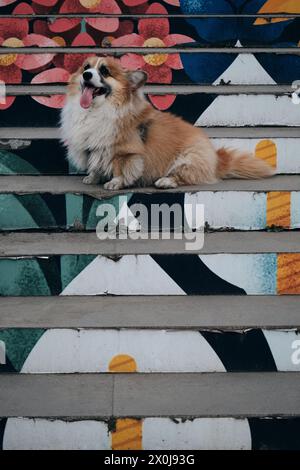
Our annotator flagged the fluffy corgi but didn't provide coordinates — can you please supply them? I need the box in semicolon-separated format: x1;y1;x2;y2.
61;56;274;190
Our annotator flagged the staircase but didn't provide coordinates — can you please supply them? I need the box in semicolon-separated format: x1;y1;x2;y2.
1;1;300;450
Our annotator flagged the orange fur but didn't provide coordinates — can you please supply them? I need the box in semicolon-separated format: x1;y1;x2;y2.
63;56;275;190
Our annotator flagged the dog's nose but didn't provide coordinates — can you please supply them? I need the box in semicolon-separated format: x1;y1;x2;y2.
83;71;92;81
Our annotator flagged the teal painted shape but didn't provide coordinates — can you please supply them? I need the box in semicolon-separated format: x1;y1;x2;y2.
0;194;57;230
0;150;39;175
0;329;45;372
65;193;132;230
86;194;131;229
0;259;51;296
65;194;84;229
0;194;38;230
0;151;58;229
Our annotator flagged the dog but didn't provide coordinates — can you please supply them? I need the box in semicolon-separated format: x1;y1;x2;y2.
61;56;274;190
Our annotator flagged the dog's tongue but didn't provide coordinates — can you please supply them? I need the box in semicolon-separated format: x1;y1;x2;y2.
80;86;93;109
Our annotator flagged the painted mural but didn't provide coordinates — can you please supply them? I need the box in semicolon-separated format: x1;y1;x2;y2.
0;0;300;113
1;0;300;450
2;416;300;450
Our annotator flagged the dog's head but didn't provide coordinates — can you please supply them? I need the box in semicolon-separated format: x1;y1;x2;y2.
69;56;148;109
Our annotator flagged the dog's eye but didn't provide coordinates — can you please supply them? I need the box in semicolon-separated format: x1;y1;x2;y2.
100;65;110;78
83;64;90;71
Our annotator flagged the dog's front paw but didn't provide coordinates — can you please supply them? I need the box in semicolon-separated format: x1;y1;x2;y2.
155;176;178;189
83;174;99;185
104;177;124;190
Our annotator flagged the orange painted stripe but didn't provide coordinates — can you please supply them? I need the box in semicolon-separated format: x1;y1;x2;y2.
109;354;137;372
255;143;276;151
112;434;142;450
256;0;300;14
267;192;287;202
109;356;143;450
277;269;300;283
111;418;143;450
116;421;142;433
280;280;300;294
267;202;291;214
255;140;277;169
254;17;289;24
264;153;276;162
267;192;291;228
278;257;300;268
277;254;300;294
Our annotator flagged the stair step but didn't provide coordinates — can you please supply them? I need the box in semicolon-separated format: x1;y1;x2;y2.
0;175;298;195
1;127;300;139
0;233;299;296
1;372;300;418
5;84;296;95
0;232;299;257
1;295;298;329
1;135;300;176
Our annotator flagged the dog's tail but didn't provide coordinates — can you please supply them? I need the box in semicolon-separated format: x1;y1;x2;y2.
216;147;275;179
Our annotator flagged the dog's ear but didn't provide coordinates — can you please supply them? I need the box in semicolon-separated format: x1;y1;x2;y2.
127;70;148;90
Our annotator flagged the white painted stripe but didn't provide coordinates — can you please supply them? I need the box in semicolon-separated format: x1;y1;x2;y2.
291;192;300;229
263;330;300;371
185;192;267;230
21;329;225;374
196;96;300;127
214;53;276;85
143;418;251;450
199;254;277;295
3;418;109;450
19;328;300;373
3;417;251;450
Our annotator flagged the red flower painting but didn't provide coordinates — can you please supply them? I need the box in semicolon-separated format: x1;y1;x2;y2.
0;3;57;109
49;0;121;34
113;3;193;109
0;0;193;110
121;0;179;6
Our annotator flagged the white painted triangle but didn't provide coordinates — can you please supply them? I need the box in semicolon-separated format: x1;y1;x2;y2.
61;255;185;295
195;94;300;126
214;53;276;85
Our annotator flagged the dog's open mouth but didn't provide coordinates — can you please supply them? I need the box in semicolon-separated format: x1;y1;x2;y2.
80;83;107;109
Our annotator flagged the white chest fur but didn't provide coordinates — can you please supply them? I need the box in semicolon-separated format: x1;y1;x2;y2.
61;97;119;175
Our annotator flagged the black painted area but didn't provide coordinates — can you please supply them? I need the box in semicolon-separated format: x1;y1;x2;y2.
129;192;186;232
152;254;246;295
170;92;216;124
0;92;214;127
0;419;7;450
8;140;69;175
0;97;61;127
249;418;300;450
0;357;16;374
37;257;62;296
201;330;277;372
14;194;67;229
